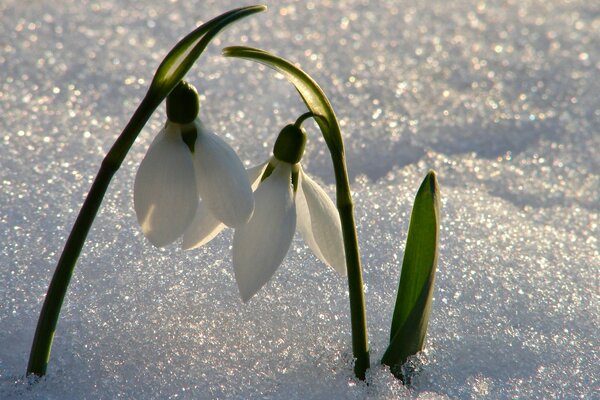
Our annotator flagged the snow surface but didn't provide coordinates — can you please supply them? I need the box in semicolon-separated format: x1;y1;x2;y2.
1;0;598;398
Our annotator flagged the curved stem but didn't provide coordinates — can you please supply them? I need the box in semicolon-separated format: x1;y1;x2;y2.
27;94;160;376
304;114;369;379
294;111;316;128
26;5;266;377
222;46;371;379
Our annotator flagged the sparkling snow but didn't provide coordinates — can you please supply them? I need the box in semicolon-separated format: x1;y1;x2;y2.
1;0;598;398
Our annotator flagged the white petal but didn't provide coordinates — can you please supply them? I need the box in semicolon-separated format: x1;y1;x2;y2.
246;161;269;190
134;124;197;247
193;122;254;227
296;169;346;275
181;161;269;250
233;163;296;302
181;201;226;250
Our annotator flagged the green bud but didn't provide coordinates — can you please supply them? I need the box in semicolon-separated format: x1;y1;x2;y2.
273;124;306;164
166;81;200;124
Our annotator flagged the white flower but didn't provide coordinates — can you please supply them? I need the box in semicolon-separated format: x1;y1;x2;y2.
180;120;346;302
232;158;347;302
134;118;254;247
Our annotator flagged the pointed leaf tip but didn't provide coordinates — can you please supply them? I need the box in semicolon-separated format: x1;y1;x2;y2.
424;169;438;194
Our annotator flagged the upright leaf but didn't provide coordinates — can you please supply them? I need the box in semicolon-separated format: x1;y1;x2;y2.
382;171;440;378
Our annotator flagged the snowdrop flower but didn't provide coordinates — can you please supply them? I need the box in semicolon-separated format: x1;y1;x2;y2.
134;81;254;247
232;123;347;302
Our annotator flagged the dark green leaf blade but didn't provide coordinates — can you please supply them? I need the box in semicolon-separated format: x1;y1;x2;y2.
150;5;266;99
382;171;441;372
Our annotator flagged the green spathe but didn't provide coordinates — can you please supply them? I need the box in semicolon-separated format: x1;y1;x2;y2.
273;124;307;164
149;5;267;98
382;171;440;380
167;81;200;124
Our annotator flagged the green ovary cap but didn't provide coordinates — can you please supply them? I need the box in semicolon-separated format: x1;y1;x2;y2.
273;124;307;164
166;81;200;124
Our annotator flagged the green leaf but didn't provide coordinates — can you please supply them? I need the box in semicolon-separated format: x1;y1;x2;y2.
150;5;266;99
222;46;343;157
382;171;441;376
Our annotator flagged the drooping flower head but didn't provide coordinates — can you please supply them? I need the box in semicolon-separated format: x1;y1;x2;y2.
134;81;254;247
232;121;347;302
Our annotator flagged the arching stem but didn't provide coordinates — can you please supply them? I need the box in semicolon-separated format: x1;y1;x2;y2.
26;5;266;376
223;46;370;379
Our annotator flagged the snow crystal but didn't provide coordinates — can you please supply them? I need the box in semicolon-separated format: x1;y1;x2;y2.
1;0;598;399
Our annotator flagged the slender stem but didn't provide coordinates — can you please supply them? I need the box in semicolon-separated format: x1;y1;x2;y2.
26;6;267;377
302;113;370;378
27;94;159;376
300;107;370;380
294;111;316;128
331;151;370;380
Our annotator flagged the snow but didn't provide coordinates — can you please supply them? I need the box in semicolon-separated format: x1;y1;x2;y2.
1;0;598;398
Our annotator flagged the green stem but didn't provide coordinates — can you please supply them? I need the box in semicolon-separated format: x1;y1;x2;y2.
331;152;370;380
295;102;370;380
295;114;370;379
27;94;160;376
294;111;316;128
